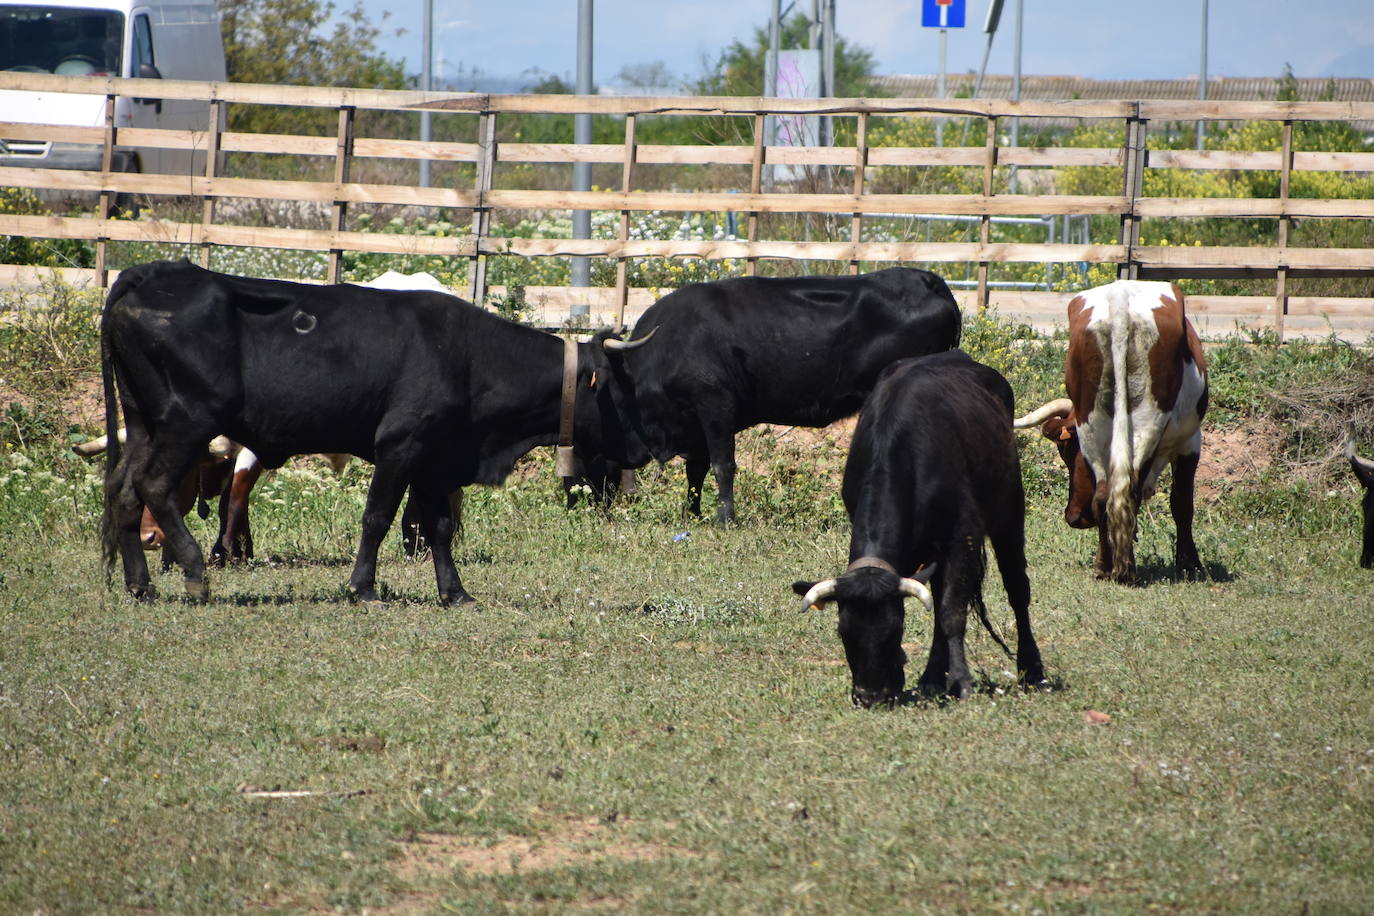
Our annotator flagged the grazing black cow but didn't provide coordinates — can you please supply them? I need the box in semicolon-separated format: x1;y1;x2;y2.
99;260;650;604
791;350;1046;708
595;267;961;522
1344;423;1374;569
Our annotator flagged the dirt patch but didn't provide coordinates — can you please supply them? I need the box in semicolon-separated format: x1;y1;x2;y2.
392;814;693;882
1195;420;1281;500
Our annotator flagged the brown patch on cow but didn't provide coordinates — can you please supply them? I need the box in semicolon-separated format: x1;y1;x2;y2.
1064;295;1103;425
391;814;694;882
1149;289;1185;410
1149;288;1202;412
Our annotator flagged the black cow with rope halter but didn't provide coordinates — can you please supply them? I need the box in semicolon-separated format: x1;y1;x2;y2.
597;267;961;522
791;350;1047;707
99;260;651;605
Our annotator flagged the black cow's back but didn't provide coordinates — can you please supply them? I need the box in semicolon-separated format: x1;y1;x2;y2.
623;266;960;456
843;350;1020;562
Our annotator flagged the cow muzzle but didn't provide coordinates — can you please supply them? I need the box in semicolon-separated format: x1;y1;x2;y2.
851;684;899;709
140;508;166;550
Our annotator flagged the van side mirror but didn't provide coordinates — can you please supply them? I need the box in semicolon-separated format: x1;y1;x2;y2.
136;63;162;112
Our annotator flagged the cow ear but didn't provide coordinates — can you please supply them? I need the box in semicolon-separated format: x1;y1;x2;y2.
1058;425;1073;442
791;580;817;597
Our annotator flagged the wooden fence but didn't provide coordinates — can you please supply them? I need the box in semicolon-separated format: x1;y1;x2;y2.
3;72;1373;339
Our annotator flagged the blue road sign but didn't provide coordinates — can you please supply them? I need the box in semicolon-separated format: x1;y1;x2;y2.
922;0;966;28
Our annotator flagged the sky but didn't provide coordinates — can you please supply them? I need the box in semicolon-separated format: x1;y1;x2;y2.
360;0;1374;92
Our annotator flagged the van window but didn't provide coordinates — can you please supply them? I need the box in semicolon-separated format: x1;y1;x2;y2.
131;12;151;74
0;6;123;75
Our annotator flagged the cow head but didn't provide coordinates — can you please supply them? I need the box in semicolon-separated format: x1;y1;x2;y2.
791;563;935;708
572;330;653;472
1015;399;1099;530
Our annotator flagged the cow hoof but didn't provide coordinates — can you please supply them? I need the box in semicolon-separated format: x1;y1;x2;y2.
184;580;210;603
126;582;158;602
440;591;478;608
349;587;386;607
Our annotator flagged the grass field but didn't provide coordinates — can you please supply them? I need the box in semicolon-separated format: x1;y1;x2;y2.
2;309;1373;913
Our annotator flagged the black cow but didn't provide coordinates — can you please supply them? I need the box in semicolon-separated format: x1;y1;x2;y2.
791;350;1046;708
1345;423;1374;569
99;260;649;605
597;267;961;522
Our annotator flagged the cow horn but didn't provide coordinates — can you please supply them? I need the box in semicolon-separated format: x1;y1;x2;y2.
72;427;128;457
1013;398;1074;429
602;326;658;351
898;577;935;611
800;578;838;611
1345;422;1374;472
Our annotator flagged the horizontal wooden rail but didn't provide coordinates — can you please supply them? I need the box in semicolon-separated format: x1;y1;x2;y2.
3;72;1373;339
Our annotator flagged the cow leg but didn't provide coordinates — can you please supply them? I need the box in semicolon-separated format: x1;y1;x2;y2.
137;443;212;601
214;459;262;566
348;457;414;602
684;455;709;519
916;551;976;699
989;524;1046;687
1091;484;1113;580
106;449;156;598
1170;451;1203;577
707;434;738;525
413;485;474;607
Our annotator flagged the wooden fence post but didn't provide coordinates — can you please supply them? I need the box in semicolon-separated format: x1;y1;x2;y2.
95;93;116;288
199;98;223;270
978;116;998;312
468;112;496;305
1118;105;1146;281
615;113;637;331
327;105;355;285
1275;119;1293;340
848;112;868;276
747;113;764;277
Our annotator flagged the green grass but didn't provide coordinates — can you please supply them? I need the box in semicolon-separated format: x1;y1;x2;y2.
1;449;1371;913
3;296;1372;912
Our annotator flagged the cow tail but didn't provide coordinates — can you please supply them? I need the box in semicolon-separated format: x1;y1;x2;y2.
1105;285;1137;579
98;299;121;582
972;548;1014;662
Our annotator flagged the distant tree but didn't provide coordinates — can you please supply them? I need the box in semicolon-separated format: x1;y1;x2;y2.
218;0;408;135
613;61;679;91
685;13;877;147
1275;62;1300;102
693;12;877;99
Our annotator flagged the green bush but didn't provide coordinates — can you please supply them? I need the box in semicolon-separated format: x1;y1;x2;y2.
0;188;94;268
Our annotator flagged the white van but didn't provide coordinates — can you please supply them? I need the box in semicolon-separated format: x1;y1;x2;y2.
0;0;226;180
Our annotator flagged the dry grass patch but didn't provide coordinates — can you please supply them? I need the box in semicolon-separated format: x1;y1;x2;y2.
392;813;694;882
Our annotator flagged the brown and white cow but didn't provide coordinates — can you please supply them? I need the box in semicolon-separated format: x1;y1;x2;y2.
1015;280;1208;584
74;432;266;565
76;432;447;564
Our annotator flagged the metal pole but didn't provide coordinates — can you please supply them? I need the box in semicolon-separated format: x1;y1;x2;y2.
823;0;835;145
765;0;781;190
936;27;947;146
571;0;593;312
1009;0;1022;191
420;0;432;188
1198;0;1208;150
